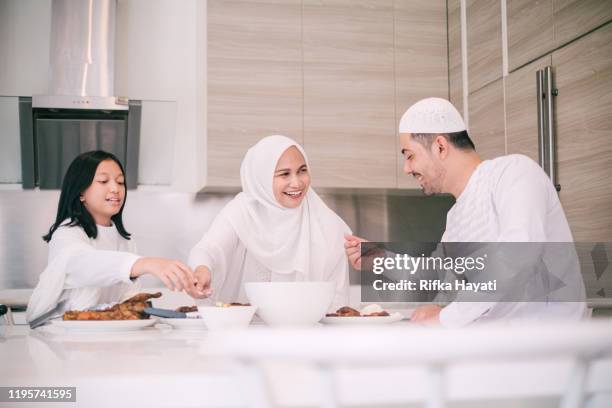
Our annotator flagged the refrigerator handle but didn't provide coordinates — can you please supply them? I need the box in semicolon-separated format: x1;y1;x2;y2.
545;66;561;192
536;70;546;171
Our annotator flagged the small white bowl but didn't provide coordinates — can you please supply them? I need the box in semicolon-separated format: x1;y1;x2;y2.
197;305;256;330
245;282;335;326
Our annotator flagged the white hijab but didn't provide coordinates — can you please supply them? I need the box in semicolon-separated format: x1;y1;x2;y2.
222;135;351;280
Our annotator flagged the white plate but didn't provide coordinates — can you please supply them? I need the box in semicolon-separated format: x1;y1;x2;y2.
158;318;205;330
51;318;157;331
320;312;404;325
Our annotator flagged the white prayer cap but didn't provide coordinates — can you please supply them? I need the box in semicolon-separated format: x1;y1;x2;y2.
398;97;466;134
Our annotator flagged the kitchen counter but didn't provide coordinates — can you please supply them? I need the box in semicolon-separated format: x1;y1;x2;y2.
1;320;612;408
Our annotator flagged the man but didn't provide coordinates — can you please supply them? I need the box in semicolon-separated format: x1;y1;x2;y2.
345;97;586;326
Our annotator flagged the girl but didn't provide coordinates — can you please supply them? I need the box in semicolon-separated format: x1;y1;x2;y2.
27;151;208;327
189;135;351;309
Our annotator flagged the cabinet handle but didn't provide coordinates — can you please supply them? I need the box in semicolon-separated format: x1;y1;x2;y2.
536;67;561;192
536;71;546;170
545;66;560;192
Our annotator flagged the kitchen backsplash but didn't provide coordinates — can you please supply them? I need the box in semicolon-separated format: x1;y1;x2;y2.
0;189;454;289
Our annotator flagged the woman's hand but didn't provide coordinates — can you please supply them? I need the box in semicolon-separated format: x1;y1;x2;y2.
192;265;213;299
343;234;369;270
130;257;200;297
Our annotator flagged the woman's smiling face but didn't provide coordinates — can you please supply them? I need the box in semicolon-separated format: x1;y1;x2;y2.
272;146;311;208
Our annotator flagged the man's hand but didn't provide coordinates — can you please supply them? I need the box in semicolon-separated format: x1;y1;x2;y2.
344;234;369;270
192;265;213;299
411;304;442;323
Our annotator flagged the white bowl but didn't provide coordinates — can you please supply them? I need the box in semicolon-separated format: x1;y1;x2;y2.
197;305;256;330
244;282;335;326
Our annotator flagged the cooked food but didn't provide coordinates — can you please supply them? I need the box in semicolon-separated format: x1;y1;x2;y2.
62;292;162;321
214;302;251;308
122;292;162;304
360;304;390;317
176;305;198;313
325;304;389;317
326;306;360;317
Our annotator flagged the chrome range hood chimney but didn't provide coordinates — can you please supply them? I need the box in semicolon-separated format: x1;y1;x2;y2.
33;0;125;110
20;0;140;189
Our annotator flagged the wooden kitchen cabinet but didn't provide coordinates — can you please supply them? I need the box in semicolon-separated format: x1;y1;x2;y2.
466;0;503;93
507;0;554;72
204;0;448;190
395;0;448;189
504;25;612;241
552;0;612;49
468;79;506;160
505;55;552;162
302;0;396;189
552;24;612;241
447;0;464;115
207;0;303;187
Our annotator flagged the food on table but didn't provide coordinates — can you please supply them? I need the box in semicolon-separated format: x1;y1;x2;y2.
214;302;251;308
360;304;390;317
325;304;390;317
122;292;162;304
176;305;198;313
62;292;162;320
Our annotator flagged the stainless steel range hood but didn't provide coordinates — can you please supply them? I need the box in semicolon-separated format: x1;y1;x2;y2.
33;0;125;110
20;0;140;190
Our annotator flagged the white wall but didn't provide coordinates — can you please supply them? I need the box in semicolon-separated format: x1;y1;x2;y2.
115;0;207;192
0;0;51;96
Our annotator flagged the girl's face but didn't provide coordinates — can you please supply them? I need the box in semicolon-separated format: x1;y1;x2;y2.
80;159;126;226
273;146;311;208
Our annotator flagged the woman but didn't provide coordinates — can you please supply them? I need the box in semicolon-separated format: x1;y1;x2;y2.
27;151;205;327
190;135;351;308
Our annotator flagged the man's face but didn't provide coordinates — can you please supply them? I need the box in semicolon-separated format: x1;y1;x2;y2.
399;133;446;195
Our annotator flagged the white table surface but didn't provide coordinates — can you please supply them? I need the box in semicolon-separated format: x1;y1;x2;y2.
1;319;612;408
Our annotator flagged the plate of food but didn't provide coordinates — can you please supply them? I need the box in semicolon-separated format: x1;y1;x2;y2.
51;292;161;331
320;304;404;325
156;305;204;330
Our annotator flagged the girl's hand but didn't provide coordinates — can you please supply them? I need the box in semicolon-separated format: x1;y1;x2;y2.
131;257;200;297
192;265;213;299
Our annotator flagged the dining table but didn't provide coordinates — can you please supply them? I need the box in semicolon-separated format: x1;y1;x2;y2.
1;317;612;408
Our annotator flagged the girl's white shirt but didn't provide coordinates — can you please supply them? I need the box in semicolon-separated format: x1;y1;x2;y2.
27;222;141;324
189;135;351;310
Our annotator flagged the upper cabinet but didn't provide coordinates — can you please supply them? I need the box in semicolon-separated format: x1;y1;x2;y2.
205;0;448;190
466;0;503;93
507;0;554;72
447;0;464;114
207;0;303;188
395;0;448;189
507;0;612;72
468;78;506;160
553;0;612;48
302;0;396;189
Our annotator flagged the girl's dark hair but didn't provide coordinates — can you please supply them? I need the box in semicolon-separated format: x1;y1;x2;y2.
43;150;131;242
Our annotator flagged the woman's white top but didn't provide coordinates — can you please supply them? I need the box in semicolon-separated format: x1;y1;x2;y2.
27;222;141;325
189;135;351;309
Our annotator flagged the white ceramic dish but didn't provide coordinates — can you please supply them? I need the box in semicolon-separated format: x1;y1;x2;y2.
197;305;256;330
320;312;404;325
158;317;205;330
245;282;334;326
51;318;157;331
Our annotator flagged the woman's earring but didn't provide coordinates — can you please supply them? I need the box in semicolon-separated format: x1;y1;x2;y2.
80;196;85;202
